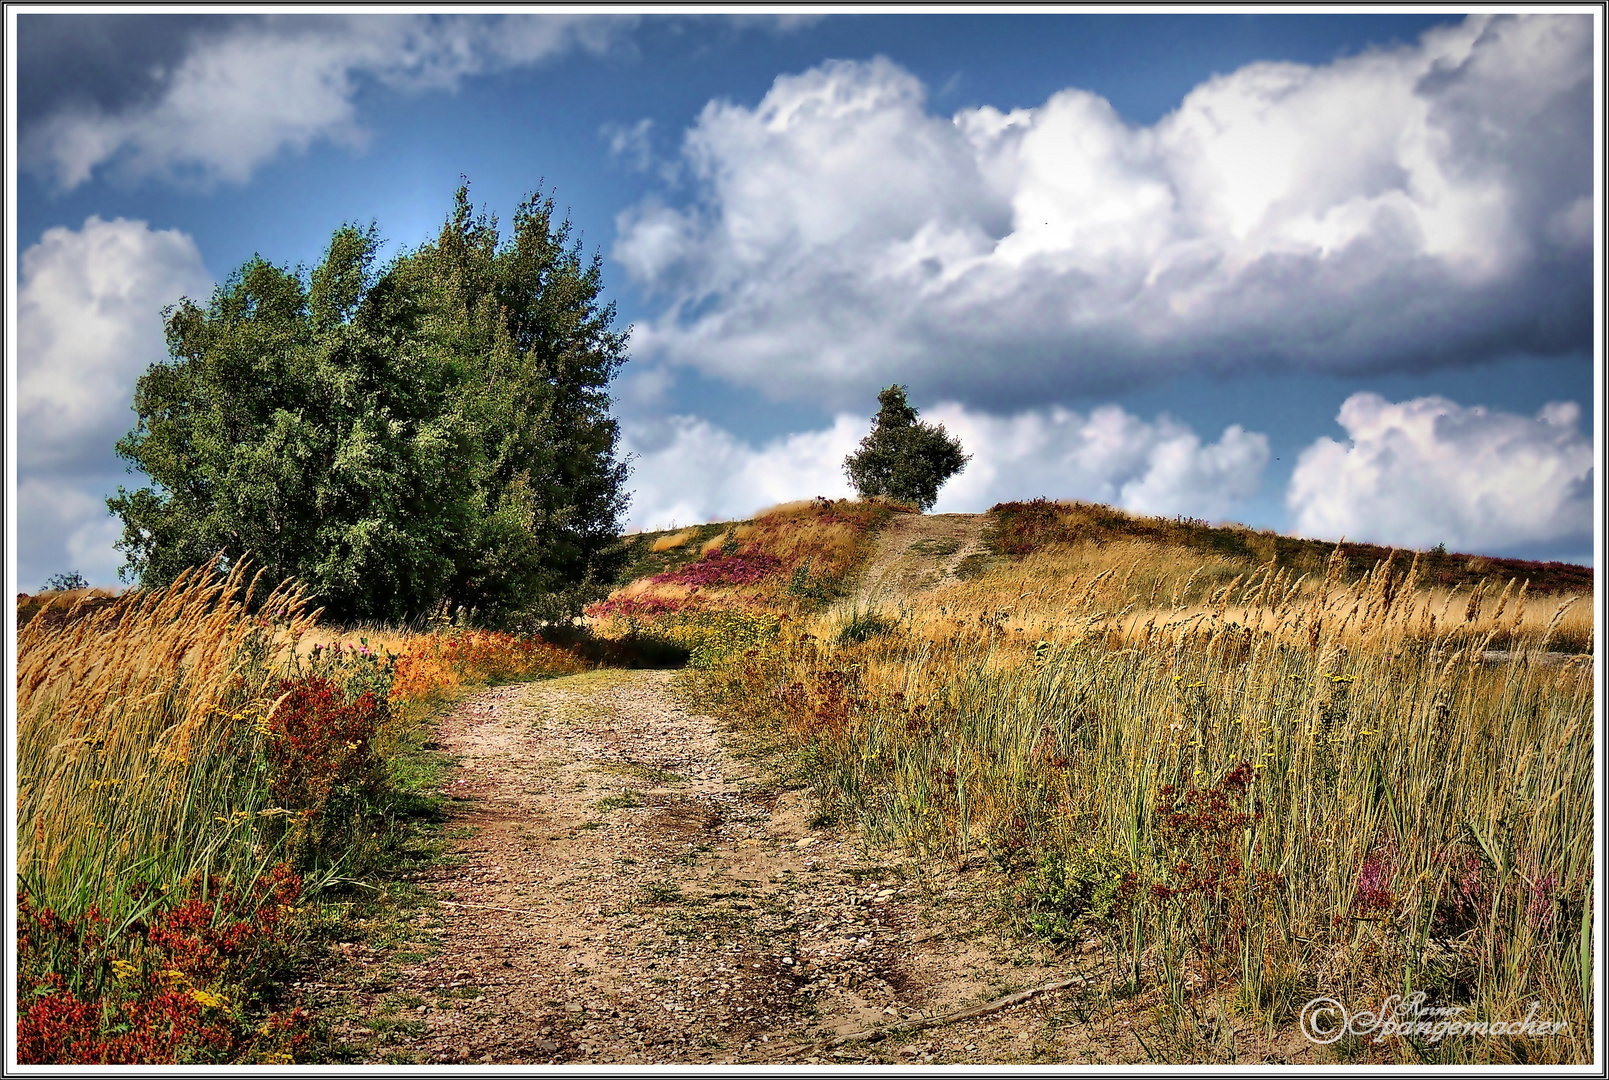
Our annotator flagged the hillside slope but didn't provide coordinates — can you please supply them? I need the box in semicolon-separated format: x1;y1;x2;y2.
600;498;1593;660
659;497;1595;1064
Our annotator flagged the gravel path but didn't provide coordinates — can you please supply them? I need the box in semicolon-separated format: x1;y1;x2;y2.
303;668;1160;1065
289;514;1337;1064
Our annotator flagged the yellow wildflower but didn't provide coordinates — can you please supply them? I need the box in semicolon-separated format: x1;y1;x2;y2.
189;988;227;1009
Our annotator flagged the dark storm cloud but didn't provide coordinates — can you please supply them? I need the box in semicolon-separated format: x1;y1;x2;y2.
16;14;250;124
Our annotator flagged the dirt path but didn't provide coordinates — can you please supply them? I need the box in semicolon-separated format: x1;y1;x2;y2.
855;512;988;601
293;516;1321;1064
301;668;1186;1065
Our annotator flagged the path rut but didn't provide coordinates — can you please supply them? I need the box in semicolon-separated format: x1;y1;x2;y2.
855;512;988;601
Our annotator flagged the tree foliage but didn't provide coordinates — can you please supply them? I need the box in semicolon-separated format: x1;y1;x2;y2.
108;184;630;626
842;385;970;512
41;572;90;593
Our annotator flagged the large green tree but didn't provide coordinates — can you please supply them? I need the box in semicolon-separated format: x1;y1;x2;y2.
108;185;630;626
843;385;970;512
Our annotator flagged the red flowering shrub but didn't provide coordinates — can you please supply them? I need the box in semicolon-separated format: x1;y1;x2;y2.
1151;762;1258;903
142;864;302;984
265;675;386;826
18;975;233;1065
1150;762;1282;975
17;866;309;1064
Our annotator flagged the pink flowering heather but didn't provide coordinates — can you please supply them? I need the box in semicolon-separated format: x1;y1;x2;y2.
1431;850;1491;935
1355;843;1397;915
1527;873;1559;934
587;593;690;620
652;552;782;588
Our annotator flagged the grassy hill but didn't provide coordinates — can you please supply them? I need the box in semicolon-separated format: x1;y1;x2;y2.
13;497;1595;1064
978;499;1592;594
599;498;1593;659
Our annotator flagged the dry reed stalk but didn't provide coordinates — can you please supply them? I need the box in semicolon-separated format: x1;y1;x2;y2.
17;562;317;908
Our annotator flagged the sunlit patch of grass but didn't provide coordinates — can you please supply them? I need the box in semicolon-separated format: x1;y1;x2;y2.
907;536;963;558
585;497;907;661
639;880;685;905
651;528;699;553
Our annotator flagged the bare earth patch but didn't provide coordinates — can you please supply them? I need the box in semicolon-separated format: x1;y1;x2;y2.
855;512;988;599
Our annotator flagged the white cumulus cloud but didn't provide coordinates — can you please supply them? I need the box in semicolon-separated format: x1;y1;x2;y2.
622;404;1268;531
19;216;213;474
17;216;214;587
1286;392;1593;555
24;14;633;189
18;480;128;590
617;15;1592;410
925;404;1269;520
623;414;862;530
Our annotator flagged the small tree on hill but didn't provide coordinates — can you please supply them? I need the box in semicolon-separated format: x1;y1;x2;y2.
42;571;89;593
843;385;970;512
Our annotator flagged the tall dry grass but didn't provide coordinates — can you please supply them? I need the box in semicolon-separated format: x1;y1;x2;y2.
885;541;1592;664
702;540;1596;1062
17;564;599;912
16;564;604;1064
17;564;318;923
650;528;698;553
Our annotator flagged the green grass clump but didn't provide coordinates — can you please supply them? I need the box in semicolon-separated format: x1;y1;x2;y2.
835;606;900;644
1015;847;1137;945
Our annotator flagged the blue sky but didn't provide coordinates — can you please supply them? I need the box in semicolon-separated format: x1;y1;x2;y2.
11;10;1599;590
